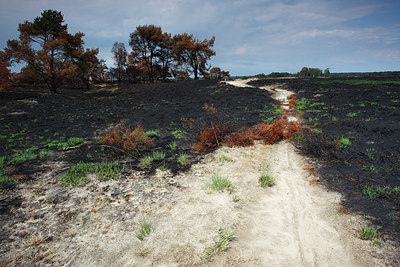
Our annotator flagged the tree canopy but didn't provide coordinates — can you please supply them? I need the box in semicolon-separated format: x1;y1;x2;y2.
4;9;104;92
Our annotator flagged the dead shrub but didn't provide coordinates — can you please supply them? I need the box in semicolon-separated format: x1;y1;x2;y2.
192;122;228;152
287;95;297;108
223;127;256;147
99;124;153;154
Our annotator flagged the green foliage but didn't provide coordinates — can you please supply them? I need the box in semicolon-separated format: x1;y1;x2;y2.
136;218;151;241
152;151;166;160
218;154;233;163
203;228;236;262
167;141;177;150
346;112;357;118
172;129;188;138
297;67;324;77
8;146;39;164
210;173;234;192
312;129;322;134
362;185;400;200
143;129;160;136
359;223;381;241
177;153;189;165
259;173;275;188
338;137;351;148
39;150;54;158
60;161;120;186
62;137;83;148
142;155;153;167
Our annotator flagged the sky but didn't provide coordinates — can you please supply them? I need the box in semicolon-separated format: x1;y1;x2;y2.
1;0;399;76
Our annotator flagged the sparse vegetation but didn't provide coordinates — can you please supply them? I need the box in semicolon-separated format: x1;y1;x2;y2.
177;153;189;165
359;223;381;241
60;161;120;186
259;173;275;188
203;228;236;262
210;173;234;192
136;218;151;241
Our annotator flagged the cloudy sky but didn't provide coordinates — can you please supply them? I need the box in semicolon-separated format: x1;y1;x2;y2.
1;0;399;75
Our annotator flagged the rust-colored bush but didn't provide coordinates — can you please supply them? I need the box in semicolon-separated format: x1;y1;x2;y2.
287;95;297;108
192;122;228;152
254;119;285;144
223;127;256;147
99;124;153;153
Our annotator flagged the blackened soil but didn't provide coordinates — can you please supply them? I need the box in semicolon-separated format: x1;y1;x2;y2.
0;79;278;253
251;77;400;244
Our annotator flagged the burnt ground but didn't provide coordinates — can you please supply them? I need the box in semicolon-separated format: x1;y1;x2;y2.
251;77;400;244
1;77;399;265
0;79;279;264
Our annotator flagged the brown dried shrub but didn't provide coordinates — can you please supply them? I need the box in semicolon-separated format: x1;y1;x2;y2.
99;124;153;154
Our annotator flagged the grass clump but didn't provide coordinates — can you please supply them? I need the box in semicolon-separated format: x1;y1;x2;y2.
172;129;188;138
218;154;233;163
359;223;381;241
62;137;83;148
60;161;120;186
210;173;234;192
258;173;275;188
152;151;166;160
362;185;400;200
338;136;351;148
177;153;189;165
143;129;160;136
136;218;151;241
142;155;153;167
203;228;236;262
167;141;177;150
8;146;39;164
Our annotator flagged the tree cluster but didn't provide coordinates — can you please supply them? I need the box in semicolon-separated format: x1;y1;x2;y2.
4;10;106;92
297;67;330;78
110;25;216;83
0;53;12;90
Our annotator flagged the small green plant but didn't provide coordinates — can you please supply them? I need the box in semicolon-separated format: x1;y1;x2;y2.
152;151;166;160
218;154;233;163
331;116;338;122
292;134;304;141
8;146;39;164
60;161;120;186
172;129;188;138
136;218;151;241
142;155;153;167
338;137;351;148
203;228;236;262
143;129;160;136
258;173;275;188
359;223;381;241
62;137;83;148
39;150;54;158
312;129;322;134
210;173;234;192
362;185;400;200
177;153;189;165
167;141;177;150
233;195;240;202
346;112;357;118
362;185;380;200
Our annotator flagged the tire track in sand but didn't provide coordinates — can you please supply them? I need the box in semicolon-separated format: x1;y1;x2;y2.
215;78;366;266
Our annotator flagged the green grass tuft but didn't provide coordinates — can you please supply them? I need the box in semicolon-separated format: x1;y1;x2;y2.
359;223;381;241
210;173;234;192
60;161;120;186
136;218;151;241
258;173;275;188
203;228;236;262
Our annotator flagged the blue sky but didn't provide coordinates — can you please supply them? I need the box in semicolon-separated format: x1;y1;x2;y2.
1;0;399;76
